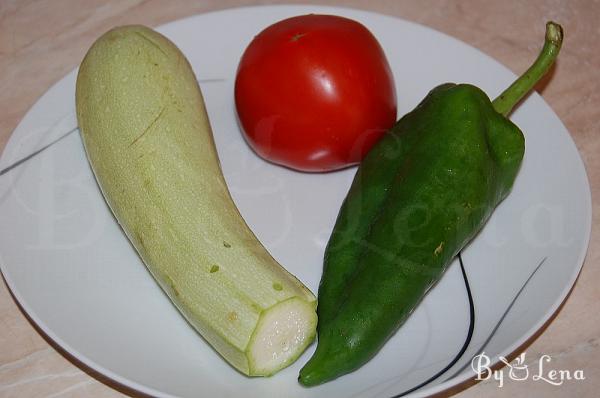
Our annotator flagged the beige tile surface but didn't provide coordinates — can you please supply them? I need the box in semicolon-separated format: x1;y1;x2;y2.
1;0;598;397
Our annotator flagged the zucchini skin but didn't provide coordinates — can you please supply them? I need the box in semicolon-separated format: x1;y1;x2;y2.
300;84;524;385
76;25;316;376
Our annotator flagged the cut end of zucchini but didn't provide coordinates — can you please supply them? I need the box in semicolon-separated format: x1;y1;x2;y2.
247;297;317;376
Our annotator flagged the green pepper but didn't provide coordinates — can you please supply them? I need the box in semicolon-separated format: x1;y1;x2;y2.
299;22;563;386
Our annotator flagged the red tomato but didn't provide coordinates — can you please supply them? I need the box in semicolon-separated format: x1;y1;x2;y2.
234;14;397;172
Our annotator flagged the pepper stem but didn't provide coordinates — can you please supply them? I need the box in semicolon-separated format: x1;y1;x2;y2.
492;22;563;117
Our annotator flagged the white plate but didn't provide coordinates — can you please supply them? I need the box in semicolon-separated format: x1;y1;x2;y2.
0;5;591;398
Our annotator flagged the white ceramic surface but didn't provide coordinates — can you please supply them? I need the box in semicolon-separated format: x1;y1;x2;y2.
0;5;591;398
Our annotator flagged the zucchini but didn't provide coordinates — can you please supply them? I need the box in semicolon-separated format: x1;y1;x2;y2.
75;25;317;376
